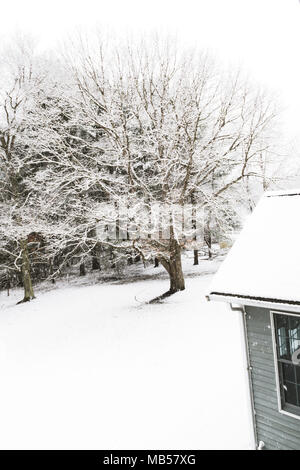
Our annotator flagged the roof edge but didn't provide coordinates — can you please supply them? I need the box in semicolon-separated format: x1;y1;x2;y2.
207;292;300;313
265;188;300;198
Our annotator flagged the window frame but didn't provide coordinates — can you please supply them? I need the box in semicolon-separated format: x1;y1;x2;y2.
270;310;300;420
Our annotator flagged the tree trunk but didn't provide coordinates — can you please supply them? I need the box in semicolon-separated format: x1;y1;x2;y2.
18;240;35;304
169;254;185;293
6;275;10;296
204;214;212;259
49;259;56;284
92;256;100;270
191;193;198;265
80;263;86;276
160;239;185;294
154;257;159;268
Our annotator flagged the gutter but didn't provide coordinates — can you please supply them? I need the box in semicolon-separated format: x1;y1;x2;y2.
207;293;300;315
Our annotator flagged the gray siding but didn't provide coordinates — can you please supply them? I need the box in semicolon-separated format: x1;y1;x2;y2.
245;306;300;450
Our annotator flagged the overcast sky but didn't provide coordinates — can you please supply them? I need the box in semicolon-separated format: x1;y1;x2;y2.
1;0;300;140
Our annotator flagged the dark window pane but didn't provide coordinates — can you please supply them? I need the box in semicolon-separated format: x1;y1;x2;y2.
277;331;290;359
289;316;300;339
284;382;298;406
282;363;296;383
275;314;289;331
275;314;300;412
275;314;290;358
296;366;300;384
290;338;300;358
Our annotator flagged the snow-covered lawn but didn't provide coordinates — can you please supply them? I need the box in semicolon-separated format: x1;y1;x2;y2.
0;258;254;449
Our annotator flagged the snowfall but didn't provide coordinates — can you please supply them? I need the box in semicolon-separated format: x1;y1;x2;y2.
0;254;254;450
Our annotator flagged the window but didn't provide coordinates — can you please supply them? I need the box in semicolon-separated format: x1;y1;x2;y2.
273;312;300;416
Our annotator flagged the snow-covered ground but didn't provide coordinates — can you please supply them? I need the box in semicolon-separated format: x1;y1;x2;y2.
0;255;254;449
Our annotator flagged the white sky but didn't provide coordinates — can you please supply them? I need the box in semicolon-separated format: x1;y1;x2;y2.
1;0;300;140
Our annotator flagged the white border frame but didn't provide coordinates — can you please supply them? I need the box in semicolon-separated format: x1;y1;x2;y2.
270;310;300;421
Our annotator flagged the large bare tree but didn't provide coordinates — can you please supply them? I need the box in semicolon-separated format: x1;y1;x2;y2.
33;36;277;297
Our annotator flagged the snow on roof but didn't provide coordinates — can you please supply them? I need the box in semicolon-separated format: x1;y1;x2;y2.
209;190;300;306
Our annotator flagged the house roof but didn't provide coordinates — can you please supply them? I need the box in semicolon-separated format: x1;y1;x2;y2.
208;190;300;310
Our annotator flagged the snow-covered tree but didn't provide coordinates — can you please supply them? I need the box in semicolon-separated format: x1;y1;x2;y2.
0;39;72;301
0;39;43;302
32;36;278;297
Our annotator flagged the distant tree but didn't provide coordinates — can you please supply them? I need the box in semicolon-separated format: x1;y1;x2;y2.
0;39;42;302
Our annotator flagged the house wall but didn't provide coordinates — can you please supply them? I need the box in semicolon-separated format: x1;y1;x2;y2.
245;305;300;450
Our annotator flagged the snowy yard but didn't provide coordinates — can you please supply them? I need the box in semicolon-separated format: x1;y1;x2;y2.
0;258;253;450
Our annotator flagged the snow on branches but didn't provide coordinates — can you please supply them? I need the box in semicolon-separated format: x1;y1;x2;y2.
0;35;280;300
